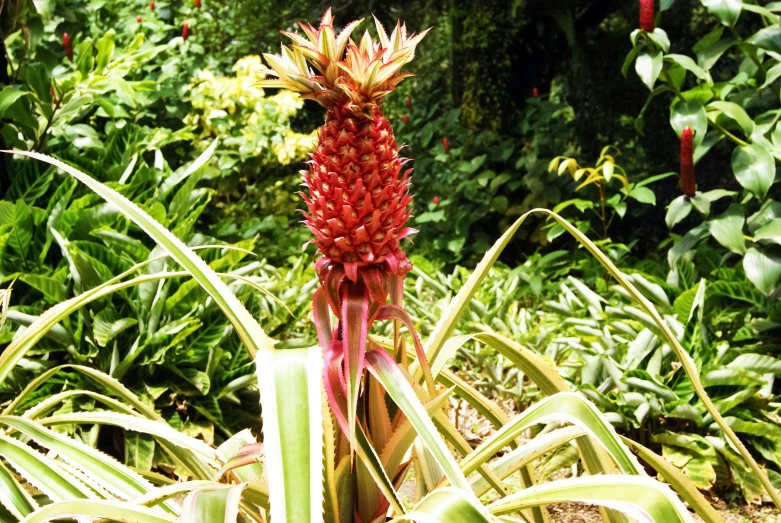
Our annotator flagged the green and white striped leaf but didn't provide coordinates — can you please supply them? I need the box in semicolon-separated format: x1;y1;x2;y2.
488;476;694;523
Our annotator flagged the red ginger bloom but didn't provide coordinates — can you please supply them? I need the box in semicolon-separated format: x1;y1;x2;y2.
149;0;155;10
442;137;449;153
640;0;655;32
532;87;539;98
680;126;696;197
63;33;73;61
406;96;412;108
433;196;440;205
402;114;409;124
195;0;201;7
182;23;189;41
137;16;142;23
262;9;428;282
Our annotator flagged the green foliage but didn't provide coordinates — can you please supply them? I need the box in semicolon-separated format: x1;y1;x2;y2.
626;1;781;297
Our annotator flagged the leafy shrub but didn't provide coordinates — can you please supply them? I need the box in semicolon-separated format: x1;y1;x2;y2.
627;0;781;297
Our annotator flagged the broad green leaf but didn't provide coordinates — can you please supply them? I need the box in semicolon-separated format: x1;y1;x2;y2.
728;353;781;373
666;195;693;228
743;247;781;295
665;54;712;85
0;87;28;118
708;280;768;308
19;274;67;303
754;218;781;245
748;26;781;54
708;101;753;136
93;309;138;347
707;204;746;254
701;0;742;27
636;50;663;91
673;279;705;323
670;100;707;147
732;143;774;200
693;28;733;69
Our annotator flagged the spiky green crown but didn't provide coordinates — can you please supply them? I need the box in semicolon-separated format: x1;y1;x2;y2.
260;9;429;116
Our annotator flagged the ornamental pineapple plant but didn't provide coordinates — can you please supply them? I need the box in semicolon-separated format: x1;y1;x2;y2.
262;10;437;521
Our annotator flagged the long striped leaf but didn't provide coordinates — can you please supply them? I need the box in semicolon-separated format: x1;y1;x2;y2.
19;500;176;523
0;416;175;514
621;437;724;523
471;427;586;497
487;475;694;523
37;412;217;462
0;460;36;520
179;484;247;523
458;392;642;477
255;346;323;523
390;487;497;523
364;349;471;492
0;434;95;503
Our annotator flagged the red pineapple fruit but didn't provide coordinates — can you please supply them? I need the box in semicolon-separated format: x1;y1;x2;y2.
640;0;655;32
261;10;429;282
262;13;436;465
680;126;696;197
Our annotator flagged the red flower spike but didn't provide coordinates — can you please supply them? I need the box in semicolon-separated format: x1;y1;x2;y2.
640;0;655;32
525;141;532;150
680;126;696;197
149;0;155;10
195;0;201;7
405;96;412;108
433;196;440;205
63;33;73;62
182;22;189;41
402;114;409;124
136;16;142;23
532;87;539;98
443;137;450;153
